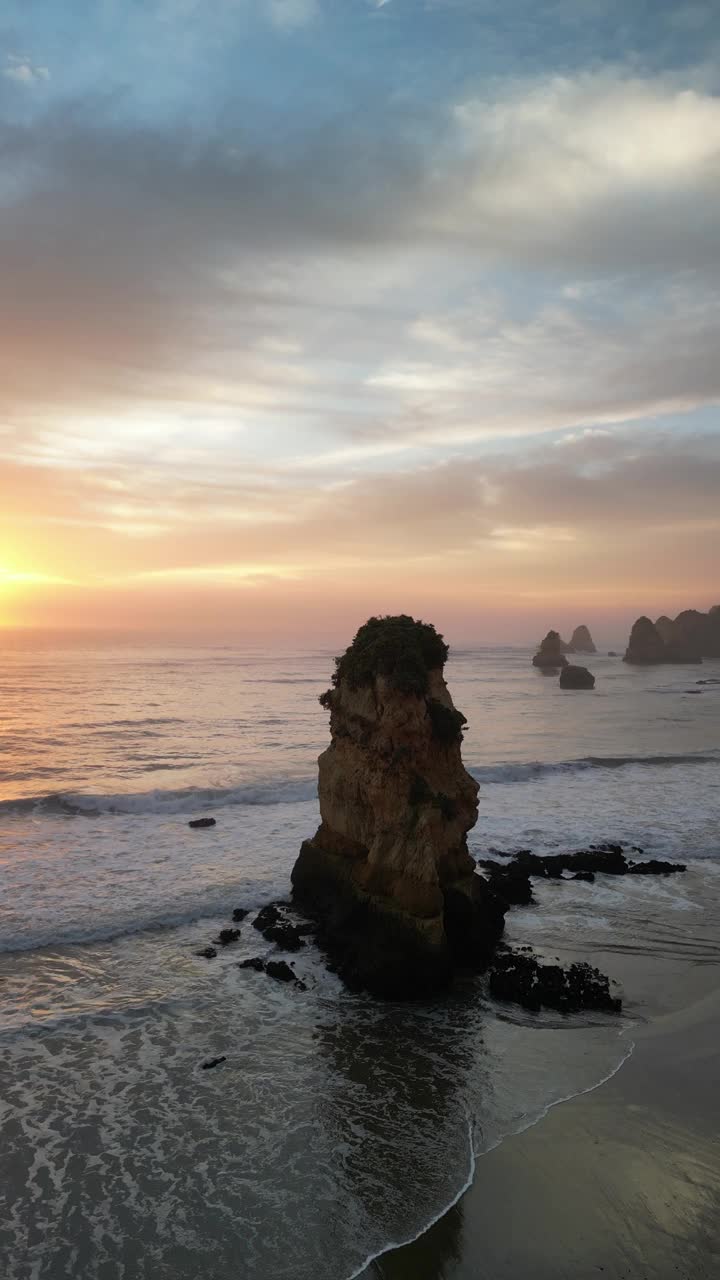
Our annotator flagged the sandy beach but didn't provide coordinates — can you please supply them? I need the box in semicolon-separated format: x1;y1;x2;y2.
367;947;720;1280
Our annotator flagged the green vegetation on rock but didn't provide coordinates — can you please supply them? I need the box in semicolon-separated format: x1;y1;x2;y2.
329;615;449;696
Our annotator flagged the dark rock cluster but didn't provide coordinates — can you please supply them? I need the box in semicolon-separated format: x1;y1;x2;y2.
194;901;310;972
238;956;306;989
252;902;309;952
216;928;241;946
489;952;621;1014
476;842;686;1013
506;843;685;878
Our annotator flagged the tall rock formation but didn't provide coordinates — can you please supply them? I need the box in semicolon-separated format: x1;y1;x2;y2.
625;612;706;664
532;630;568;669
671;609;714;661
569;625;596;654
291;616;505;998
655;615;675;645
708;606;720;658
624;616;666;664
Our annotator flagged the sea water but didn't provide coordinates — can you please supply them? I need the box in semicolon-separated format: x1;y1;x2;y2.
1;643;718;1278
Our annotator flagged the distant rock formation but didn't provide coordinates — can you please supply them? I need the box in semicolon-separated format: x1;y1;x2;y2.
559;664;595;689
291;615;506;998
655;615;675;645
625;608;716;664
569;625;596;654
624;616;668;664
532;630;568;669
671;609;720;660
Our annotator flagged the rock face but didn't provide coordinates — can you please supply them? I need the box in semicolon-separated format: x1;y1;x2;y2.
569;625;596;653
655;615;675;645
625;611;710;664
559;664;595;689
512;844;686;878
532;630;568;669
624;616;666;664
671;609;719;660
291;615;506;998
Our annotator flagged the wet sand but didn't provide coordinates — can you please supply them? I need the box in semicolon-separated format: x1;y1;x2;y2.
366;948;720;1280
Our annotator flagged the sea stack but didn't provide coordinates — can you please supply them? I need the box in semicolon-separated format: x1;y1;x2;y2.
625;614;704;664
532;630;568;669
670;609;713;661
655;615;675;645
291;615;505;998
569;625;596;654
624;616;666;664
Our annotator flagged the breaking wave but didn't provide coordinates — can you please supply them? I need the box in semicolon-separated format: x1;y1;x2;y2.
470;752;720;784
0;777;318;817
1;752;718;816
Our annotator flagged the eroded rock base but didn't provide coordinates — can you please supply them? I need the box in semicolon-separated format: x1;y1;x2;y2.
292;838;506;999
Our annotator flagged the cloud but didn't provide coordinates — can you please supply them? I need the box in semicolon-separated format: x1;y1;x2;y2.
3;55;49;86
440;70;720;271
265;0;319;29
5;419;719;563
358;280;720;453
1;66;720;475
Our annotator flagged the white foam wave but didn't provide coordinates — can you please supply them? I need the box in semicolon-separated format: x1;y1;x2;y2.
0;776;318;817
470;752;720;784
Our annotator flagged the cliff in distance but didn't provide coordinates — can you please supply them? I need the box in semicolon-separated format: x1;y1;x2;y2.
624;606;719;664
665;607;720;660
291;616;505;998
624;616;667;664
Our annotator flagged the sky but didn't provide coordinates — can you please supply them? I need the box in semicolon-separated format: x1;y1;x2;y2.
1;0;719;645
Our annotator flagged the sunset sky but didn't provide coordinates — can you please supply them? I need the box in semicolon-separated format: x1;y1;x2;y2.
1;0;719;644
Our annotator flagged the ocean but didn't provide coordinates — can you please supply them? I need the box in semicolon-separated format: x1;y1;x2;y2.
1;642;719;1279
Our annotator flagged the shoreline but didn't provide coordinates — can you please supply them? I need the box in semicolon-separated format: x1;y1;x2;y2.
360;926;720;1280
351;1024;636;1280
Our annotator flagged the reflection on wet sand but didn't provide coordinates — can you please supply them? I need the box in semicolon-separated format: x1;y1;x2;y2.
311;982;489;1270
